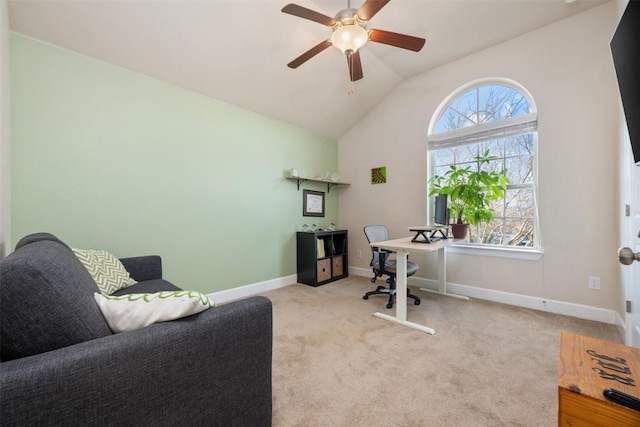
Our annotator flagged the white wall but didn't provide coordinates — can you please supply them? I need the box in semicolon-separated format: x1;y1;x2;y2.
339;2;624;316
0;0;9;259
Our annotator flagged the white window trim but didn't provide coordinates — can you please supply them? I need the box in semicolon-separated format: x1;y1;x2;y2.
428;113;538;149
448;242;544;261
427;80;541;252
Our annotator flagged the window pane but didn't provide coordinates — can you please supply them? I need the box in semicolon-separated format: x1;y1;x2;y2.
485;158;505;175
505;134;534;157
504;218;534;246
433;148;454;166
454;144;479;164
436;106;470;132
507;93;532;118
434;165;449;178
470;218;535;247
434;85;533;134
504;188;534;218
470;219;505;244
434;107;463;133
505;155;533;184
478;85;510;122
479;139;505;158
446;89;478;127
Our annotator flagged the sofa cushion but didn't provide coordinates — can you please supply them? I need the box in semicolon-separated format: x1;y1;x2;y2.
72;248;137;294
94;291;215;332
111;279;181;296
119;255;163;282
0;239;113;361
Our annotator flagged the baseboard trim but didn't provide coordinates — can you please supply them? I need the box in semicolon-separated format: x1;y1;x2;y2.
349;266;625;329
209;267;625;334
208;274;297;303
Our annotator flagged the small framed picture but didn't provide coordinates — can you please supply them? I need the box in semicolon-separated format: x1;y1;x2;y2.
372;166;387;184
303;190;325;217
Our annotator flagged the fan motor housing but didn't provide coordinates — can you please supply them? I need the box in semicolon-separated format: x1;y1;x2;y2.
334;8;367;28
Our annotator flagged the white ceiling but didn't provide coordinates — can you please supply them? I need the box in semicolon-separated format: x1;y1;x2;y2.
8;0;608;140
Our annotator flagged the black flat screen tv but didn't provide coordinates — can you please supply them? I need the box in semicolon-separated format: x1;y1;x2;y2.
610;0;640;165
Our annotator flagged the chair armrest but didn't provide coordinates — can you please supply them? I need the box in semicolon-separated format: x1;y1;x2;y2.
119;255;162;281
371;247;394;256
372;248;395;276
0;296;273;427
378;250;389;276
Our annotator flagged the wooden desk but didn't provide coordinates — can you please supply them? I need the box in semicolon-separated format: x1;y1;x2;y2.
371;236;462;334
558;332;640;426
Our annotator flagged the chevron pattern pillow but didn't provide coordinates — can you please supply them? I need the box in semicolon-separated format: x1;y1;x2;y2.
73;248;137;295
94;291;215;332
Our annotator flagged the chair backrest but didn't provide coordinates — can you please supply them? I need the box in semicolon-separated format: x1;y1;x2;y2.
364;225;389;267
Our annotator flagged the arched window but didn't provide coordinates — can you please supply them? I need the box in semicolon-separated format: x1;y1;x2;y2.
428;79;540;249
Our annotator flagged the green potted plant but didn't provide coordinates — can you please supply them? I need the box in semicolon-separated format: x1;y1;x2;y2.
428;150;510;239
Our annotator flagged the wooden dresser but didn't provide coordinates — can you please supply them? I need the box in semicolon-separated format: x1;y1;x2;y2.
558;332;640;426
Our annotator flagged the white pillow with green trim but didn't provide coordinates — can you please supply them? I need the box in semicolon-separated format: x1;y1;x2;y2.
94;291;215;333
73;248;137;294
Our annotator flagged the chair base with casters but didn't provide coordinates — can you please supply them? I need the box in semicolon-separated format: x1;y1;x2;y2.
362;225;421;309
362;274;421;309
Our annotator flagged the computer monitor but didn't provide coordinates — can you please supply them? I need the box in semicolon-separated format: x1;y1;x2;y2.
434;194;449;226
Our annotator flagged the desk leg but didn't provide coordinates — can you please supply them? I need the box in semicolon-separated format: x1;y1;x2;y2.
419;247;469;301
373;250;435;334
396;250;408;321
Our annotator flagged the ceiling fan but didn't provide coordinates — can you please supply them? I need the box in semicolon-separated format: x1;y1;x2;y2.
281;0;426;82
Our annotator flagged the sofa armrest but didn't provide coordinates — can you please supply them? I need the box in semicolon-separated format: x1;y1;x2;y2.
119;255;162;281
0;296;273;427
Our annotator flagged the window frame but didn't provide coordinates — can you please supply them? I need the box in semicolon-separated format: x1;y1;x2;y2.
427;78;543;256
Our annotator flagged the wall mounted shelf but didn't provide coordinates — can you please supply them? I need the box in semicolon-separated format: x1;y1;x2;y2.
286;176;350;193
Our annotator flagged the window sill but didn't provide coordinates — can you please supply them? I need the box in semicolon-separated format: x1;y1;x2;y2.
448;243;544;261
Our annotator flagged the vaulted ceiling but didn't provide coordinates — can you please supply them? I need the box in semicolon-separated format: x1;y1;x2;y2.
8;0;608;139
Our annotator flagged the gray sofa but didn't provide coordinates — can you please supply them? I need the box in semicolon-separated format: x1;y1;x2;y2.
0;233;273;426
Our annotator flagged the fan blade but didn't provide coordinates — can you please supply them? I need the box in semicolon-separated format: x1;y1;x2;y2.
369;29;425;52
287;40;332;69
281;4;336;27
347;50;364;81
357;0;391;21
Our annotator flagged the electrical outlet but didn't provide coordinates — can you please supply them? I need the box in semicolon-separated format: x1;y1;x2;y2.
588;276;601;290
357;249;362;259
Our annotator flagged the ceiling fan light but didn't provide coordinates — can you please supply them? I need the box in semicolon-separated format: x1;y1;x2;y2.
331;25;368;54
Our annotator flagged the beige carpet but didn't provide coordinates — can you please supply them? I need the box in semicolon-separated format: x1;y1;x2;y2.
259;276;621;427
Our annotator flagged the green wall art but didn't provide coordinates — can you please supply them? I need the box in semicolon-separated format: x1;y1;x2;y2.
371;166;386;185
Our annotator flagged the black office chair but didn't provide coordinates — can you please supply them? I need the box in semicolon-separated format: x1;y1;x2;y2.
362;225;421;309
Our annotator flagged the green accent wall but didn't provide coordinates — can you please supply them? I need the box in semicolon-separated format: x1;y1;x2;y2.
10;34;338;293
